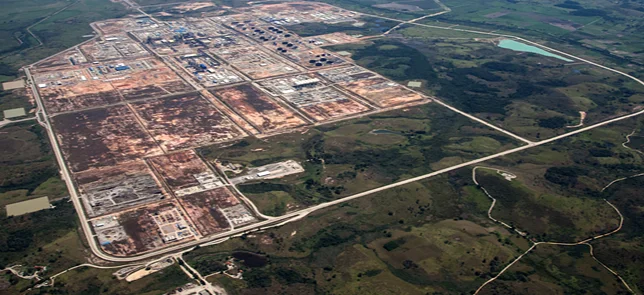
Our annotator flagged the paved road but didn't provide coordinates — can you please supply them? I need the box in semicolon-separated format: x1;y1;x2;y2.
21;6;644;263
25;67;110;262
25;50;644;264
432;98;534;144
354;8;644;87
0;117;36;128
383;0;451;35
214;162;276;221
80;106;644;263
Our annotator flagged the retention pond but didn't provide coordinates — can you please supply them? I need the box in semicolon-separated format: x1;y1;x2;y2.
498;39;573;62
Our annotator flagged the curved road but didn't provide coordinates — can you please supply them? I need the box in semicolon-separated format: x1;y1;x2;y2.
471;167;635;294
30;102;644;263
22;5;644;263
622;128;643;155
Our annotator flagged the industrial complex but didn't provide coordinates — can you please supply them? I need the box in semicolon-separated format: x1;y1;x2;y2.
26;1;431;258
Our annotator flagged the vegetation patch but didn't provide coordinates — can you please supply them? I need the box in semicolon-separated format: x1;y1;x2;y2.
382;237;406;251
487;244;630;294
476;169;617;241
328;37;644;141
201;104;517;212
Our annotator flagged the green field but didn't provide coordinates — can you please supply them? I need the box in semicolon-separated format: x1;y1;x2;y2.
0;0;69;55
430;0;644;67
0;0;643;294
482;244;630;294
0;88;34;120
201;103;519;215
184;173;527;294
321;0;423;20
327;37;644;140
487;117;643;196
0;122;67;216
476;169;619;241
185;116;644;294
0;121;76;289
33;265;191;295
475;117;644;292
592;175;644;293
0;200;77;270
319;0;644;75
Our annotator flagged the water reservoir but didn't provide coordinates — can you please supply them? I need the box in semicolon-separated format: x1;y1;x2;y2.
498;39;572;62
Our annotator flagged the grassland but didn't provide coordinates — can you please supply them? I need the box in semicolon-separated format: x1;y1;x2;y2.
481;244;630;294
592;175;644;293
476;169;619;242
327;36;644;140
321;0;423;20
201;103;519;215
0;122;67;216
426;0;644;68
0;121;80;292
0;88;33;120
184;173;527;294
244;190;298;216
317;0;644;79
473;117;644;292
486;117;643;198
34;265;190;295
0;0;69;55
0;200;78;270
0;0;127;82
185;114;644;294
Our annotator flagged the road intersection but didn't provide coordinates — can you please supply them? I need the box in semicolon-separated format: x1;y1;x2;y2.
22;5;644;266
471;166;635;294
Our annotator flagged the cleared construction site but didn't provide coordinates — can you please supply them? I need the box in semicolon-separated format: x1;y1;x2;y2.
27;1;432;257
